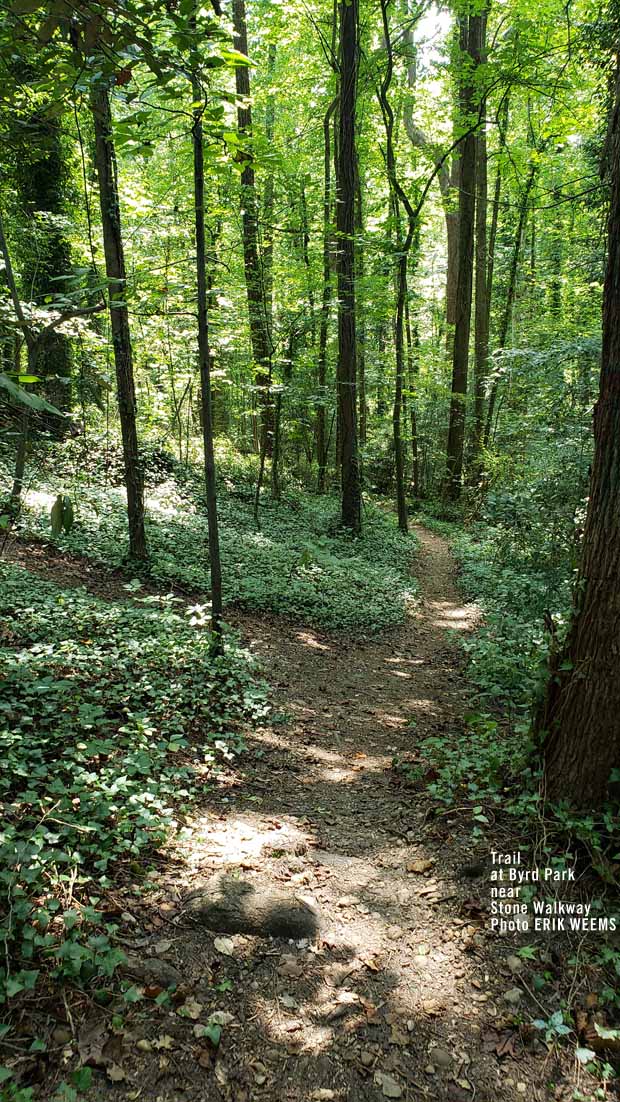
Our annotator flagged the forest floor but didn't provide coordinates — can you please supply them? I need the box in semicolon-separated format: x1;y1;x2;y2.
5;527;593;1102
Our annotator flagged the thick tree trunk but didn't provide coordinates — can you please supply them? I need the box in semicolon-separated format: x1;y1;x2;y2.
540;68;620;808
90;84;147;560
232;0;274;457
444;14;482;499
192;78;223;643
17;109;73;411
335;0;362;532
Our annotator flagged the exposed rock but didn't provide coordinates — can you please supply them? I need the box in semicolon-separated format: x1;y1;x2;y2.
504;987;523;1005
183;873;320;939
431;1047;453;1069
506;954;523;974
122;955;183;989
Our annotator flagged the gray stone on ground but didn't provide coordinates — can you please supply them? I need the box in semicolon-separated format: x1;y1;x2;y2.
183;872;320;939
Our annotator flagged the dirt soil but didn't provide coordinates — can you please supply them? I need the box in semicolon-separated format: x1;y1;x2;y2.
5;528;589;1102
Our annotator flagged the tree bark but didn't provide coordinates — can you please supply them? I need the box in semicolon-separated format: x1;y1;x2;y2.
540;65;620;808
335;0;362;532
90;84;147;560
14;106;73;412
444;13;482;499
192;76;223;644
378;0;417;533
354;151;367;447
471;11;489;465
316;98;337;494
232;0;274;458
263;42;276;341
405;295;420;496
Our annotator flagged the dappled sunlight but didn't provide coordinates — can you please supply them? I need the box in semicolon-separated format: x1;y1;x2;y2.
428;599;479;632
385;655;425;666
183;811;310;867
295;630;332;652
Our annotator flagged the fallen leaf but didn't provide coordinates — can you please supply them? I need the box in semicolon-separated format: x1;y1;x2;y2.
214;1060;229;1087
407;858;435;874
107;1064;126;1083
209;1011;235;1026
277;954;304;979
214;937;235;957
179;997;203;1020
77;1022;108;1068
360;953;381;972
153;1035;175;1051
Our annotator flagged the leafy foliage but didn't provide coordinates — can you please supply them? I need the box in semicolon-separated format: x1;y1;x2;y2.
15;444;418;635
0;561;266;1010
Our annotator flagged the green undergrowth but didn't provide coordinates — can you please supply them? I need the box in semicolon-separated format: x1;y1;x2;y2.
423;513;572;722
399;512;620;875
12;440;417;635
394;509;571;818
0;560;266;1043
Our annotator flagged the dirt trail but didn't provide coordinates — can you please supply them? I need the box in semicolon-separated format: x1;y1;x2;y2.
7;528;553;1101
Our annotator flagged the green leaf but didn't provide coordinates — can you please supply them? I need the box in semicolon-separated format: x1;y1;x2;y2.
71;1067;92;1089
199;1023;221;1046
0;372;64;415
123;984;143;1003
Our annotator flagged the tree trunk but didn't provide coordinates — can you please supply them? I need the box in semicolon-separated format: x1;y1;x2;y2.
272;330;295;501
540;67;620;808
10;410;29;505
316;98;337;494
405;295;420;496
90;84;147;560
16;107;73;412
263;42;276;341
354;151;368;447
444;14;482;499
471;12;489;466
335;0;362;532
378;0;416;533
232;0;274;457
192;76;223;644
483;159;538;448
393;247;409;532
